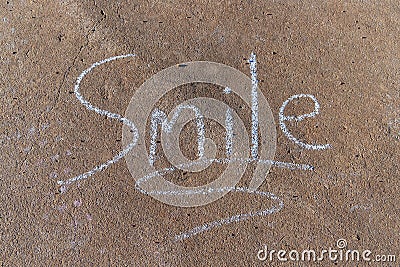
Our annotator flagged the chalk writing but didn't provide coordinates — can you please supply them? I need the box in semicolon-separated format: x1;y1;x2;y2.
57;52;331;241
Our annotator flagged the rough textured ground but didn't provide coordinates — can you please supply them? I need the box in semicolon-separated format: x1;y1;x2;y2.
1;1;399;266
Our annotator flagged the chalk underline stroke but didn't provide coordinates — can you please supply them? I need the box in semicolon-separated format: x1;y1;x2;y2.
174;187;283;241
56;53;322;241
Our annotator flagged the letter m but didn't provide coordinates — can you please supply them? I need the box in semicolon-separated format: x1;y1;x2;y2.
148;105;205;165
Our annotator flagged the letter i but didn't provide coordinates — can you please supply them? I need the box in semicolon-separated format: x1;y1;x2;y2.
225;108;233;157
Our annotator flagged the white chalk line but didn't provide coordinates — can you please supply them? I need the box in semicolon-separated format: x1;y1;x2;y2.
174;188;284;241
134;156;311;241
57;53;316;241
249;52;259;159
57;54;139;186
279;94;331;150
133;156;288;241
225;108;233;157
135;157;313;196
